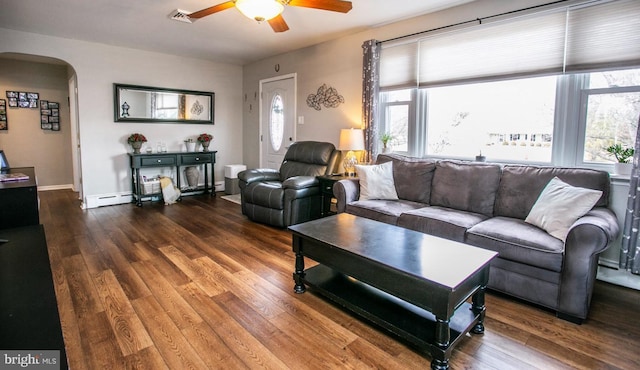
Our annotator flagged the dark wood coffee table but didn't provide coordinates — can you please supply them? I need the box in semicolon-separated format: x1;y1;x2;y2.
289;213;498;370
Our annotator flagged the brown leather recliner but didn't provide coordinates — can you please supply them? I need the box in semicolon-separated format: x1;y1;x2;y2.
238;141;340;227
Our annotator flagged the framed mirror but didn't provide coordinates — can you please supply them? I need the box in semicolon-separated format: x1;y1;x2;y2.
114;83;214;124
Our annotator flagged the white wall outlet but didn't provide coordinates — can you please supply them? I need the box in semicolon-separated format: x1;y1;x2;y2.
297;116;304;124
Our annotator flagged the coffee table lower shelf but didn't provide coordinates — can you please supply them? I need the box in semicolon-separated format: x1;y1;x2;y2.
303;264;481;365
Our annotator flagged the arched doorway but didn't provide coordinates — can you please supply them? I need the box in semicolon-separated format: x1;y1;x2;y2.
0;52;82;199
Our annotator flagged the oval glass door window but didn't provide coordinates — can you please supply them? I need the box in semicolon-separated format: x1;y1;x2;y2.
270;94;284;151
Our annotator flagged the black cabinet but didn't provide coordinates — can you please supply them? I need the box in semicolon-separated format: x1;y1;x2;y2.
0;167;39;230
0;225;67;368
316;174;354;217
129;151;217;206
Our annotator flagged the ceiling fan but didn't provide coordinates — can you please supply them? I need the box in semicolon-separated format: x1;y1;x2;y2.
187;0;353;33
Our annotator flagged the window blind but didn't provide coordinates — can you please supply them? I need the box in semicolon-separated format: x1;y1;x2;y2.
565;0;640;72
379;0;640;89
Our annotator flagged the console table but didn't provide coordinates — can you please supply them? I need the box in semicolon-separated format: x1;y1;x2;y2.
129;151;216;206
0;167;39;229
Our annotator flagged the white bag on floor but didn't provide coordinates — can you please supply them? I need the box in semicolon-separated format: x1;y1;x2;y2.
159;176;181;205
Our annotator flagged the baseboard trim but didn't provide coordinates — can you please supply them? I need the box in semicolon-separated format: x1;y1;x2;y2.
38;184;74;191
597;265;640;290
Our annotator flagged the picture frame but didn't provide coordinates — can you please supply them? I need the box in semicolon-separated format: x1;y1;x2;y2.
27;92;39;100
0;99;6;131
6;91;17;98
8;98;17;107
18;100;29;108
29;99;38;108
18;92;26;101
40;100;60;130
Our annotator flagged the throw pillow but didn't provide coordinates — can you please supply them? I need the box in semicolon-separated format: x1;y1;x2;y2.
525;176;602;242
355;161;399;201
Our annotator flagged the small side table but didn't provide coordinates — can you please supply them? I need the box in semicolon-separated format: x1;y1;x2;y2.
317;174;355;217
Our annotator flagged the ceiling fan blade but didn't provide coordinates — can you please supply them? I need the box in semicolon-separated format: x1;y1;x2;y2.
286;0;353;13
188;1;235;19
269;14;290;33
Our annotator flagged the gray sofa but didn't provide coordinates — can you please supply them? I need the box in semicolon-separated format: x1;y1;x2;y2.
333;153;620;323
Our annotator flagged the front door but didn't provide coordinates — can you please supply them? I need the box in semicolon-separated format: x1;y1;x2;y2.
260;74;296;169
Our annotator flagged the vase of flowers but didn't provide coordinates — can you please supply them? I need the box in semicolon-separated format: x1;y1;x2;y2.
197;133;213;152
127;133;147;154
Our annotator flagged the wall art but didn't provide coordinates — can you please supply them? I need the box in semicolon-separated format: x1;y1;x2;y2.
40;100;60;131
6;91;39;109
306;84;344;111
0;99;6;130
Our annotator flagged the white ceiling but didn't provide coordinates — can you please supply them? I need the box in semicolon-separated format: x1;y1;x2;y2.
0;0;474;65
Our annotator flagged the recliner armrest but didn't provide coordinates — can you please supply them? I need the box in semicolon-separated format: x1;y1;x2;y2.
238;169;280;185
282;176;319;190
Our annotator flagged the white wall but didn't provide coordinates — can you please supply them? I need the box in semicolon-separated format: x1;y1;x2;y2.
241;0;552;169
0;28;243;205
0;59;73;187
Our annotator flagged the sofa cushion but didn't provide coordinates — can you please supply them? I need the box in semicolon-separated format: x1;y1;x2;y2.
430;160;502;217
494;165;610;220
525;177;602;241
355;161;399;200
376;154;436;203
466;216;565;272
346;199;425;225
398;206;488;242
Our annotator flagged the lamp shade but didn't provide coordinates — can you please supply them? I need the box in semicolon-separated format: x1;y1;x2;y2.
338;129;365;151
235;0;284;22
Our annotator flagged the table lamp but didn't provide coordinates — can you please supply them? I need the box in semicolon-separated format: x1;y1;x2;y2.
339;128;365;176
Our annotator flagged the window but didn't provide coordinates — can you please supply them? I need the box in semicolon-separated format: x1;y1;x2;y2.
425;76;556;162
380;68;640;167
269;94;284;151
582;70;640;164
380;89;412;152
377;0;640;169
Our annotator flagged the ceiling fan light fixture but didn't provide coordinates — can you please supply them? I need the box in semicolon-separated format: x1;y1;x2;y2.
235;0;284;22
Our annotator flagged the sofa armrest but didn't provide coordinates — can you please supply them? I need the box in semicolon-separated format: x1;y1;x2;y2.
238;169;280;186
282;176;319;190
557;207;620;321
333;178;360;213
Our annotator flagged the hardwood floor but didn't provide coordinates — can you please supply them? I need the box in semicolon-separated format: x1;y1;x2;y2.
39;189;640;369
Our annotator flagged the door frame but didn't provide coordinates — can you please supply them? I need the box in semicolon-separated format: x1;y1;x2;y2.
259;73;297;168
68;74;83;199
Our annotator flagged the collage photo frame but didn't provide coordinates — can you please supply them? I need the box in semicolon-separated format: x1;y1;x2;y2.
0;99;6;130
40;100;60;131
